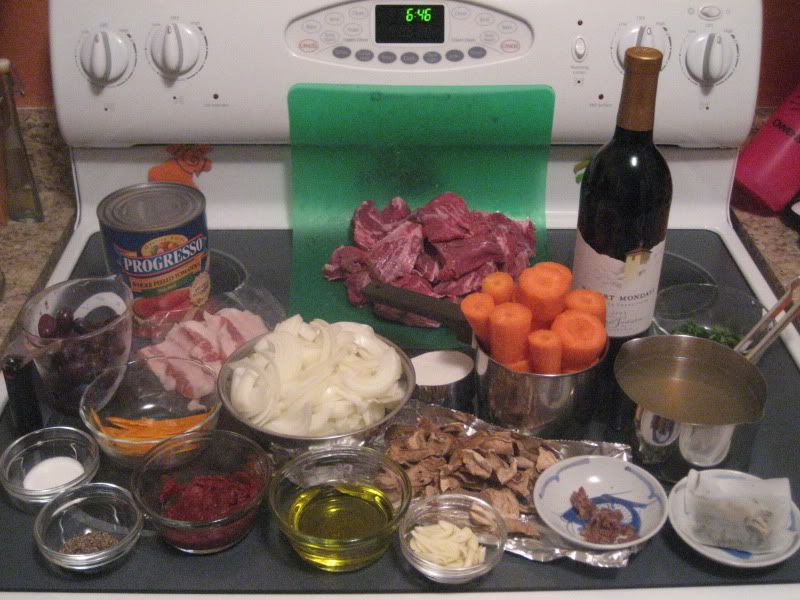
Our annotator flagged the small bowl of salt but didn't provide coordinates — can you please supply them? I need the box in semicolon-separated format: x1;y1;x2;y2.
0;426;100;512
411;350;476;414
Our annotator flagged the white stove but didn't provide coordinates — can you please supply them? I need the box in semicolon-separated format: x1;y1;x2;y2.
2;0;798;598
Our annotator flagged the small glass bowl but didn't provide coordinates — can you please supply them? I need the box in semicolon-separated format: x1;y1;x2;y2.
652;283;763;347
0;426;100;512
268;446;412;572
130;429;271;554
33;482;143;572
398;493;507;585
80;356;222;469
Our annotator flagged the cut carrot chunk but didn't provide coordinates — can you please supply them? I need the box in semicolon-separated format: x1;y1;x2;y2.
505;358;531;373
551;309;608;372
460;292;495;343
517;262;573;323
528;329;563;374
488;302;533;365
481;271;515;305
564;288;607;325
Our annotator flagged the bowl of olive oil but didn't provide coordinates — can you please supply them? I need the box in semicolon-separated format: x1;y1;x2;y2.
267;446;411;572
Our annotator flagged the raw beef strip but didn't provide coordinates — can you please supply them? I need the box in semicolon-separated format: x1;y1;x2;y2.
413;250;440;283
432;233;505;281
433;262;497;298
344;270;373;306
368;221;424;283
322;245;368;280
411;192;472;242
477;212;536;277
352;197;411;250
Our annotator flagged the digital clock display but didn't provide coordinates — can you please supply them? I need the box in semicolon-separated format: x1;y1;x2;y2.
375;5;445;44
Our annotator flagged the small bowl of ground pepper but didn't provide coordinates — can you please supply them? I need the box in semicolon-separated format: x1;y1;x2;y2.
33;482;143;572
131;429;271;554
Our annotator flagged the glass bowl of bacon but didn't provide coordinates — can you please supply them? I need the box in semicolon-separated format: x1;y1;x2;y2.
532;455;668;550
79;356;222;469
130;429;271;554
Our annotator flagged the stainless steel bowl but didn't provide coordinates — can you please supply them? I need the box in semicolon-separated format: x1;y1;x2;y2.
475;340;609;438
217;331;415;460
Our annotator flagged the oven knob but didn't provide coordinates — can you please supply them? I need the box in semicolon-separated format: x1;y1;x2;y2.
684;32;737;86
615;25;670;69
79;30;132;85
149;22;203;78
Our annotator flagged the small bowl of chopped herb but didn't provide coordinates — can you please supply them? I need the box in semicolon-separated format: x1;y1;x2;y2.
33;482;143;572
653;283;764;348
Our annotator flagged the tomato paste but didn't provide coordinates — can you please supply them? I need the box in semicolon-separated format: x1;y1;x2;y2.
160;472;260;522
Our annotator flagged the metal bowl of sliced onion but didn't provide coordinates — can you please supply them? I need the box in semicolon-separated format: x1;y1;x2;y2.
216;316;415;460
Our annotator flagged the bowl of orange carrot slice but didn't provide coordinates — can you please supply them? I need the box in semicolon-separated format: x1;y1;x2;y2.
79;357;222;469
461;263;609;436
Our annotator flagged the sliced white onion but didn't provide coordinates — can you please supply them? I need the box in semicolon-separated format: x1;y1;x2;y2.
228;315;407;436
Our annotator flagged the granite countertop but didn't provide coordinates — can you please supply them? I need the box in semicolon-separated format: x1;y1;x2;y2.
0;109;798;357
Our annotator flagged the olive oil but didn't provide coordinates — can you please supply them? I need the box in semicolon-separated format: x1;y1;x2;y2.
286;482;395;572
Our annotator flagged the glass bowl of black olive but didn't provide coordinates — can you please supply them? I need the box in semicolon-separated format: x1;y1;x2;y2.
33;482;143;572
18;274;134;415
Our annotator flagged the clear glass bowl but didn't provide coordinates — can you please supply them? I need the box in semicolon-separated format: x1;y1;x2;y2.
130;429;271;554
79;356;222;469
0;426;100;512
33;482;143;572
268;446;411;572
19;274;133;415
398;493;507;584
652;283;764;347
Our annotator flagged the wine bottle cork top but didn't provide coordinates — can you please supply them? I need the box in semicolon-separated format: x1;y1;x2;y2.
0;58;10;74
624;47;663;73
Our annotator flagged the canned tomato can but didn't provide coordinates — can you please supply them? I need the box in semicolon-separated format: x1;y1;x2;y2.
97;183;211;324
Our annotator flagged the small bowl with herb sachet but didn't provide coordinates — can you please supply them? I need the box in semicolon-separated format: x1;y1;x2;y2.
79;356;222;469
652;283;764;348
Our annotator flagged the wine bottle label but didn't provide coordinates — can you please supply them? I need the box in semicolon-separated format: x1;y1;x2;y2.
572;231;665;337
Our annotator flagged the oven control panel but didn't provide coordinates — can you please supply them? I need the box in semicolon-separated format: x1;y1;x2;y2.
284;1;533;69
49;0;762;148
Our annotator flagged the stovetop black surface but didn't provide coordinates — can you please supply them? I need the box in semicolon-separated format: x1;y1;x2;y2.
1;229;798;594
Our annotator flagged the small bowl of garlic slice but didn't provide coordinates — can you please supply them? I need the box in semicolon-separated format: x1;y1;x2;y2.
398;493;507;585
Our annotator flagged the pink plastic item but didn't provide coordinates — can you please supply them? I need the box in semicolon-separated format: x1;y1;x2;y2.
735;82;800;212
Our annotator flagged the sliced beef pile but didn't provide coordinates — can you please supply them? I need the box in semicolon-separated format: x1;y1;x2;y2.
323;193;536;327
381;418;559;537
569;486;639;545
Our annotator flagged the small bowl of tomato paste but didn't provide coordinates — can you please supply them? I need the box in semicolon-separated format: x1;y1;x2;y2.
131;429;271;554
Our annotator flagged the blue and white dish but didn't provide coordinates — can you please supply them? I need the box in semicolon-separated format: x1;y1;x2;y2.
668;470;800;568
533;455;668;550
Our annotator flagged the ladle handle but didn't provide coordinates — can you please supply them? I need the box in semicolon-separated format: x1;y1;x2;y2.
734;276;800;363
361;281;473;343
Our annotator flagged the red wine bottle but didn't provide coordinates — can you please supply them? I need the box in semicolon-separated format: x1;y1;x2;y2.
571;47;672;437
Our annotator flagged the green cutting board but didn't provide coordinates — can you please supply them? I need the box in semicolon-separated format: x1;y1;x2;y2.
288;84;555;350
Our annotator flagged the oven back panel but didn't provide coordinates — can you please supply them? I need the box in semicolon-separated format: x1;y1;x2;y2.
49;0;761;147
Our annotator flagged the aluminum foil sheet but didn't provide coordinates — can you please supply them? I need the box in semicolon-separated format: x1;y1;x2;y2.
374;399;636;568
